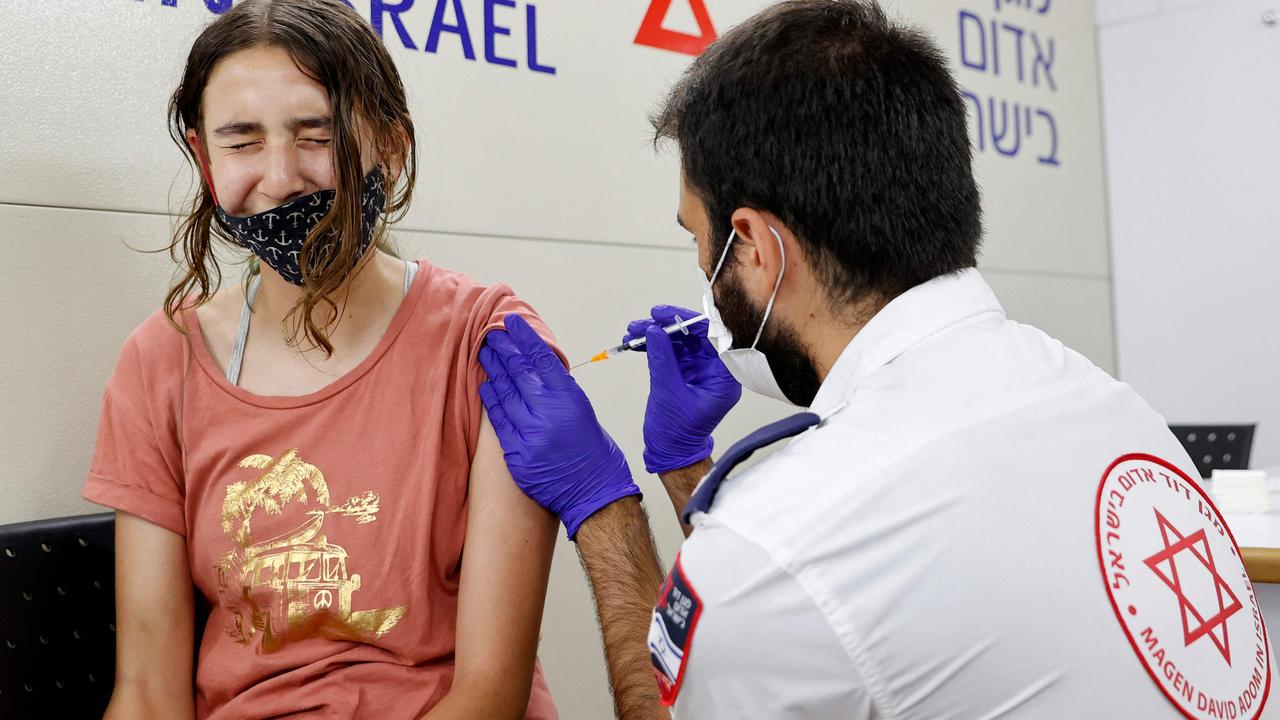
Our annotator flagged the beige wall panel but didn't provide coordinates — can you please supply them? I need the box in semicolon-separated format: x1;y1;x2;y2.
3;0;1110;275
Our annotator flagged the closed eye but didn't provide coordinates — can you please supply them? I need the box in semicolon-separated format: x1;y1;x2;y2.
220;139;328;150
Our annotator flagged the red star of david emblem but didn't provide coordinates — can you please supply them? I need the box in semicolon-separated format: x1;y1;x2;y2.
1143;508;1243;664
634;0;718;56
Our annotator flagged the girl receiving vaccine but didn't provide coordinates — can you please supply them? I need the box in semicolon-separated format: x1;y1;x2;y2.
84;1;560;717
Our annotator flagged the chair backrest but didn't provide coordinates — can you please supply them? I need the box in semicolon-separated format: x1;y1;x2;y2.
0;512;116;718
1168;424;1256;480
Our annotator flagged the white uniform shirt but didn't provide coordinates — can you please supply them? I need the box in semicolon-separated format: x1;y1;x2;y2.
651;269;1278;719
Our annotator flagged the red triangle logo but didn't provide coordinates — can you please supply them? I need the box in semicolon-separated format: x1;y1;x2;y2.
634;0;718;57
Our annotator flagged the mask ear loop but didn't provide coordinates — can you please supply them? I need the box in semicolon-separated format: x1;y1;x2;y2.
749;227;785;350
190;136;221;209
709;229;738;285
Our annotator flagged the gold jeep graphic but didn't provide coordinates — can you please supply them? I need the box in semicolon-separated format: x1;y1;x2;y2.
215;449;406;652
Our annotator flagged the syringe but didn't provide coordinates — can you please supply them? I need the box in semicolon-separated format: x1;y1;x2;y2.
571;313;709;370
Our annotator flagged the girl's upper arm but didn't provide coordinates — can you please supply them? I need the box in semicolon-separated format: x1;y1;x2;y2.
446;413;558;718
106;511;196;719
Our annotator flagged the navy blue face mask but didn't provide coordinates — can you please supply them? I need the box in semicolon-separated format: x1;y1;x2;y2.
213;167;386;285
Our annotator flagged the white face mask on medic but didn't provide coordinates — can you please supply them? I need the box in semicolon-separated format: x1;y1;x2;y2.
698;226;794;404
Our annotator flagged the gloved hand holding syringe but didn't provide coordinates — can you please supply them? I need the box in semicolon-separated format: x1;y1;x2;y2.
491;303;740;483
571;313;708;370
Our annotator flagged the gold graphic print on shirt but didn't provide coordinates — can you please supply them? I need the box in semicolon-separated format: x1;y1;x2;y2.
214;449;407;651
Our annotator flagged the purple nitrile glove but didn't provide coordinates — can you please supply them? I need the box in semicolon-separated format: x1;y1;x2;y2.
478;314;641;540
624;304;742;474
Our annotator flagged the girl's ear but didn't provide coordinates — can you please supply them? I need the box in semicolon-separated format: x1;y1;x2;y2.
381;124;410;185
186;129;220;207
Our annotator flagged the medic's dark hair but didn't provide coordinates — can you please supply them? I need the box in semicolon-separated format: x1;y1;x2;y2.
654;0;982;309
164;0;415;355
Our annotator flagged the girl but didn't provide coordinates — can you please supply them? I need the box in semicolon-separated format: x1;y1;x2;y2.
83;1;560;717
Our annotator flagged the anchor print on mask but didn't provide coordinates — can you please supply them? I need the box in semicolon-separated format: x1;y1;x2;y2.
215;167;387;285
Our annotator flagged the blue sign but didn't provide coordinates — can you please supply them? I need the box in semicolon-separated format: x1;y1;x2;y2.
136;0;557;75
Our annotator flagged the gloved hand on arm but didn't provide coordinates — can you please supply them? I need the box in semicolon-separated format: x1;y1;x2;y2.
478;314;642;540
624;304;742;474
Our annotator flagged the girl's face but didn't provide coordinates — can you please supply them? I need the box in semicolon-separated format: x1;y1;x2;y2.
188;45;375;217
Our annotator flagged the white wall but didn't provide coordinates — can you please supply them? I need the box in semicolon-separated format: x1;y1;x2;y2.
1097;0;1280;469
1;1;1110;717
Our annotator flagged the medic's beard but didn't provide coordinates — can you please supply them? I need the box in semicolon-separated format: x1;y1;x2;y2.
714;265;821;407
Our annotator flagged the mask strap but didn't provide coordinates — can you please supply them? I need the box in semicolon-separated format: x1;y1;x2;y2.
709;229;738;285
191;137;221;208
750;227;785;350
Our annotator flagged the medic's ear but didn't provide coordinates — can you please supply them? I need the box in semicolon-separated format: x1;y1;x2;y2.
729;208;787;300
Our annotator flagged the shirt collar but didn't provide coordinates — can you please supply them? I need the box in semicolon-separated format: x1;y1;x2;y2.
808;268;1005;418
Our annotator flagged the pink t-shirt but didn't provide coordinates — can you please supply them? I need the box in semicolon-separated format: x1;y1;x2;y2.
84;260;559;719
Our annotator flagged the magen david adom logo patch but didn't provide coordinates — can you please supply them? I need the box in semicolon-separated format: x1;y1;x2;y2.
1096;453;1271;719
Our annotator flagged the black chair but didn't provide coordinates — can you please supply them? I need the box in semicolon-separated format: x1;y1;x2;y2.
1169;424;1256;480
0;512;116;718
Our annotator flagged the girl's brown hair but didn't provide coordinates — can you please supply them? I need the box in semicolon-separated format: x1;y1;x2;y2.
166;0;416;355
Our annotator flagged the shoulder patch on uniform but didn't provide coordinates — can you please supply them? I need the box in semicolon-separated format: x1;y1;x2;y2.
1096;453;1272;719
649;554;704;706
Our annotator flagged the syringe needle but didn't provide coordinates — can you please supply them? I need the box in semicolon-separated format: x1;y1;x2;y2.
570;350;610;371
573;313;709;370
